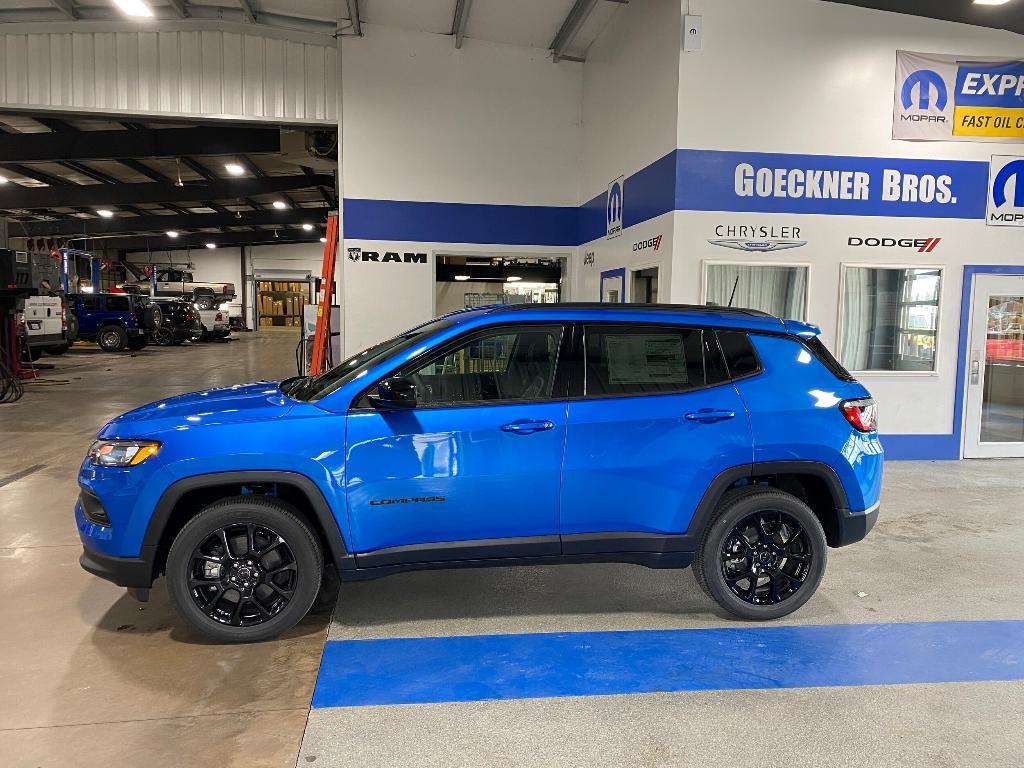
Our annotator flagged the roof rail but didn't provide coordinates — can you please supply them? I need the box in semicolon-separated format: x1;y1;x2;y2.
491;302;777;318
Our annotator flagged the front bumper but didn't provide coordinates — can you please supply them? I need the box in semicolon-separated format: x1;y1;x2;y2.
834;502;879;547
79;545;156;589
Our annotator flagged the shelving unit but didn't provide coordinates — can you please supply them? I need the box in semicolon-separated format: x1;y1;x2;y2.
256;280;312;329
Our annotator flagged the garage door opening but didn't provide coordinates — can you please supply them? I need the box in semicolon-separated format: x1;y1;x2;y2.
435;255;565;314
630;266;659;304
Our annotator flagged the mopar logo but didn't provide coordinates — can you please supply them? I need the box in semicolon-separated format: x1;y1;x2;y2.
848;236;941;253
632;235;662;252
347;248;427;264
901;70;948;111
992;159;1024;208
606;176;623;239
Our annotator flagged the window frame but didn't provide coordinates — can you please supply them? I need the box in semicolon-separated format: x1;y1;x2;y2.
715;329;765;382
351;322;572;411
700;259;812;321
575;322;732;401
837;262;944;377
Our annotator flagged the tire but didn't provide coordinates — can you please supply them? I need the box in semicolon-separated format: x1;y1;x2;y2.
66;312;79;342
166;496;323;643
143;303;163;331
97;325;128;352
195;295;215;311
44;344;69;355
22;344;42;362
153;326;174;346
127;336;148;351
693;487;827;621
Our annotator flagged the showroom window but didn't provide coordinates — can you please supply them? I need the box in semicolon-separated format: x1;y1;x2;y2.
839;266;942;372
703;263;809;320
583;325;724;397
407;325;563;405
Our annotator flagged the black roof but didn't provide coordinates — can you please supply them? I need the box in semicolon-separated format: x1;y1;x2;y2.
492;302;776;318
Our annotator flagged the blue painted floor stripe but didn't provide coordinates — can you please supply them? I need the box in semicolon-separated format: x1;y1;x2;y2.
312;621;1024;708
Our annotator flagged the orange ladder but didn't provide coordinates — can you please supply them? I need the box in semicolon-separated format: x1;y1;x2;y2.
309;214;339;376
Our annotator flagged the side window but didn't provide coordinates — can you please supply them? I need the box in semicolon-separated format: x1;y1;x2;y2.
181;272;194;282
583;325;722;397
406;325;563;406
104;295;130;312
80;295;98;310
717;330;762;379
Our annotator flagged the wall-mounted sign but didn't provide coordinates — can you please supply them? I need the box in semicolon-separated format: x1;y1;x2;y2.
583;250;596;266
987;155;1024;226
347;247;427;264
709;223;805;251
847;236;942;253
606;176;624;239
632;235;663;253
894;51;1024;143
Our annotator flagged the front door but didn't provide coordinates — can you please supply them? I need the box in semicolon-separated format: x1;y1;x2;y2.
560;324;752;540
345;324;569;560
964;274;1024;458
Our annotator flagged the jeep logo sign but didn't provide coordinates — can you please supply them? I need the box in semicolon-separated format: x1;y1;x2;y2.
347;247;428;263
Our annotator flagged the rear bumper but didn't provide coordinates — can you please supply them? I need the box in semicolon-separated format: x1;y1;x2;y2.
79;545;156;589
834;502;879;547
27;332;64;347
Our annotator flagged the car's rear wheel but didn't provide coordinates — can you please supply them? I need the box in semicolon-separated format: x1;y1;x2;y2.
694;487;826;620
152;326;174;346
166;496;323;643
97;325;128;352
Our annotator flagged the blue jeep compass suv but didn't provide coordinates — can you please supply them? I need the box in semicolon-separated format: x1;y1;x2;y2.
77;303;882;642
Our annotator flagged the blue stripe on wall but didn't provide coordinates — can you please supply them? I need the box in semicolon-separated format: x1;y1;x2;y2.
879;434;960;461
311;620;1024;708
343;198;579;246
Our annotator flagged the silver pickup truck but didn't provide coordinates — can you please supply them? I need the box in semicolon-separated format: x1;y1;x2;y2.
127;269;235;310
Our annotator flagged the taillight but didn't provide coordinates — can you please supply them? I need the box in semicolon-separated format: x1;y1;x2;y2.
215;312;223;321
840;398;877;433
61;302;67;330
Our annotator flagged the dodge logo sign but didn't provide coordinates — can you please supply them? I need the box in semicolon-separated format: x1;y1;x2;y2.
632;235;662;252
848;236;941;253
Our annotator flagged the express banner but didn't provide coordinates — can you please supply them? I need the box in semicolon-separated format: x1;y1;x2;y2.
894;50;1024;143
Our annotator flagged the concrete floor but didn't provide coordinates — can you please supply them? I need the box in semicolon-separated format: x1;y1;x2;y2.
1;331;1022;767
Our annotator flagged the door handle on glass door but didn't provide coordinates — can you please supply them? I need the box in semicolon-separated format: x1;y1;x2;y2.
500;419;555;435
684;409;736;423
970;356;980;385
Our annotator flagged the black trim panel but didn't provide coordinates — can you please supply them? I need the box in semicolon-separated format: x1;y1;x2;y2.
561;531;692;555
79;546;156;589
835;503;879;547
355;535;560;568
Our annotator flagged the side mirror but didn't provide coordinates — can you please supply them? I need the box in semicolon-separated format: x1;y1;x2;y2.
368;376;417;410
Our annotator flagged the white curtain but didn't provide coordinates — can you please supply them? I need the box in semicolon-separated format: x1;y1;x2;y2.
840;267;873;370
706;264;807;320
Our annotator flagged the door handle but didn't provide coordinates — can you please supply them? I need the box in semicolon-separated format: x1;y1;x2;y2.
970;353;981;386
684;409;736;423
501;419;555;435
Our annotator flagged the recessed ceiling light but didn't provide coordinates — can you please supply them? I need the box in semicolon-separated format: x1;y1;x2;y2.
319;237;327;243
205;242;217;249
974;0;1011;4
112;0;154;17
224;163;245;176
0;175;8;184
273;200;287;210
97;209;114;218
506;275;522;282
454;275;471;281
166;230;179;238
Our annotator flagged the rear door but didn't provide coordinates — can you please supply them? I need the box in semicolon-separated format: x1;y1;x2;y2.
344;323;570;561
560;324;752;545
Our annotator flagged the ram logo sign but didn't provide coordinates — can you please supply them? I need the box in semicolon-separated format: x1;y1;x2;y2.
987;155;1024;227
894;51;1024;142
347;248;428;263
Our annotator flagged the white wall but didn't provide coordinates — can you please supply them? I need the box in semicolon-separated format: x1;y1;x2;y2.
341;24;582;206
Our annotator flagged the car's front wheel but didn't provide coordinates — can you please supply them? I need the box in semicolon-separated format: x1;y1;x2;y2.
97;325;128;352
166;496;323;643
693;487;827;620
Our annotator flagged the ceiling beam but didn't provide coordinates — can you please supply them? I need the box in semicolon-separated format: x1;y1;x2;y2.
48;0;80;20
0;127;280;163
238;0;256;24
0;173;333;210
301;165;335;207
345;0;362;36
550;0;626;62
166;0;190;18
452;0;472;49
15;206;330;238
77;229;326;253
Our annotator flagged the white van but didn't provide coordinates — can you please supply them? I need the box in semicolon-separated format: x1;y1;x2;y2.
20;296;66;360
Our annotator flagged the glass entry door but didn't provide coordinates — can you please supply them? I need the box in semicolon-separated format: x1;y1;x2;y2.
964;274;1024;458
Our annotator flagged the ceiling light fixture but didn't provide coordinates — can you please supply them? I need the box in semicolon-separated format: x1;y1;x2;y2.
0;175;8;184
319;237;327;243
205;242;217;249
506;275;523;282
225;163;245;176
973;0;1011;5
272;200;287;210
302;223;313;231
174;158;184;187
112;0;154;17
97;209;114;218
166;230;179;238
454;275;471;281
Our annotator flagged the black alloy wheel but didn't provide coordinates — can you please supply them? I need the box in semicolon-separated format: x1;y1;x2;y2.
720;510;812;606
153;326;174;346
186;522;298;627
166;496;322;643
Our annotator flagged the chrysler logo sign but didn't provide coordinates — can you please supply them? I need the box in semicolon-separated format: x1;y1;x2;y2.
709;224;806;252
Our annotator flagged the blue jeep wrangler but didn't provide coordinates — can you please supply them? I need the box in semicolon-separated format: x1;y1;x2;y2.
67;292;163;352
76;304;882;642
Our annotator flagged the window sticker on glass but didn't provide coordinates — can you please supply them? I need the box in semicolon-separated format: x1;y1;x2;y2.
605;334;689;384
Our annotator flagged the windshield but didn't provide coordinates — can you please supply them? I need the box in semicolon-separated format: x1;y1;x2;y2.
286;318;454;402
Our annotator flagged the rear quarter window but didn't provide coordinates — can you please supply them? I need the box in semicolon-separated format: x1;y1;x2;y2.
717;330;762;379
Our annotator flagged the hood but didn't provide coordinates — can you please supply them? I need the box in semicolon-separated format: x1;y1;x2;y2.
99;381;293;437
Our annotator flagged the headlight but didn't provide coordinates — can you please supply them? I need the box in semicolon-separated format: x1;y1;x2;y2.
88;440;161;467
